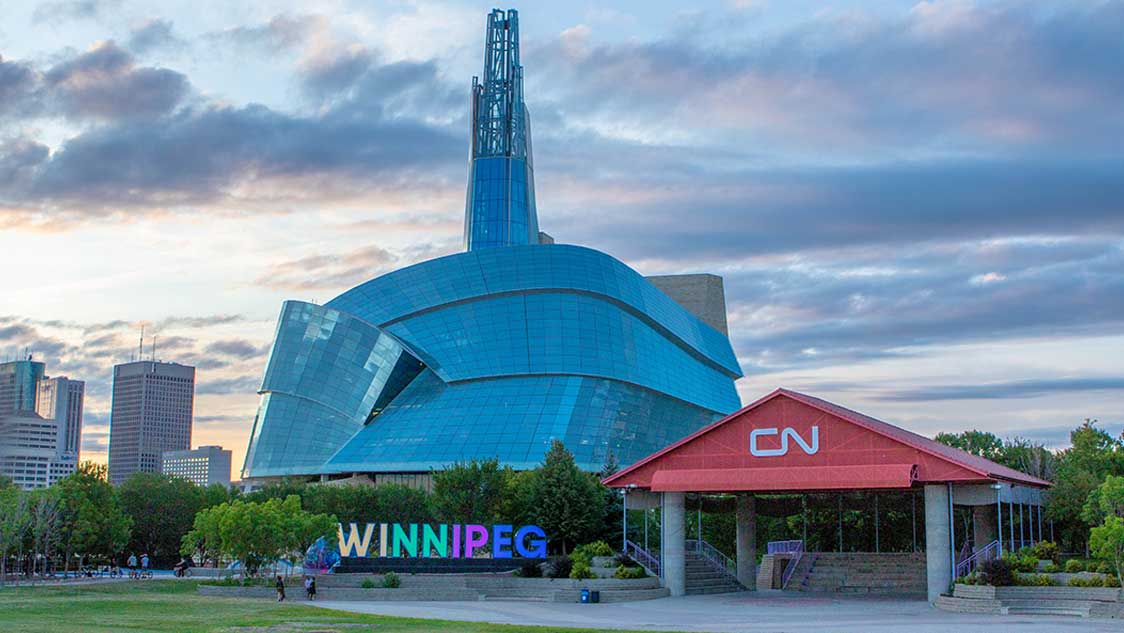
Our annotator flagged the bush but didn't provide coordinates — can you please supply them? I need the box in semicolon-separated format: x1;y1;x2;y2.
1015;573;1053;587
1030;541;1060;563
1095;562;1111;574
613;565;647;579
1064;559;1084;573
1002;552;1038;573
572;541;614;566
547;556;572;579
1042;562;1060;573
517;559;542;578
980;558;1015;587
614;552;639;568
381;571;401;589
1105;574;1121;588
569;561;594;580
1068;576;1104;588
360;578;376;589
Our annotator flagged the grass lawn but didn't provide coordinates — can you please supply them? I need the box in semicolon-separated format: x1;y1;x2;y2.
0;580;667;633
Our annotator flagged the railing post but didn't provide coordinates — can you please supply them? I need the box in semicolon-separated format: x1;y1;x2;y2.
622;490;628;553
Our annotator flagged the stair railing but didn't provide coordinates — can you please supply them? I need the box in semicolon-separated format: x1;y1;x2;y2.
685;538;738;579
779;540;805;589
954;539;1001;578
624;539;660;578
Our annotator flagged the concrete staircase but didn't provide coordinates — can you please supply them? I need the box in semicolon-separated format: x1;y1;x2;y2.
794;553;926;597
685;551;743;595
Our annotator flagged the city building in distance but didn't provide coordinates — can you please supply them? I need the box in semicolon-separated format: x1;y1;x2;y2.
36;376;85;465
0;356;45;414
241;9;743;486
161;445;232;488
0;357;85;489
108;360;195;485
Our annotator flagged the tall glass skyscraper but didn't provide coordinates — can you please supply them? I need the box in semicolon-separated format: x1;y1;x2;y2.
242;9;743;482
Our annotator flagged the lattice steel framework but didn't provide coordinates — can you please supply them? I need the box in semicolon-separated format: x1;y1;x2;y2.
463;8;538;250
471;9;527;160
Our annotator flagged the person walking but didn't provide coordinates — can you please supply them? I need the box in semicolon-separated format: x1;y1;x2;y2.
275;575;286;602
127;553;138;579
305;576;316;600
140;553;150;577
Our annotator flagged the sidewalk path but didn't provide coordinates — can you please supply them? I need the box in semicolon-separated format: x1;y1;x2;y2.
313;591;1121;632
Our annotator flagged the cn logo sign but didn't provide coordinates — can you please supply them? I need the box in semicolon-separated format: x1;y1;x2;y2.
749;426;819;457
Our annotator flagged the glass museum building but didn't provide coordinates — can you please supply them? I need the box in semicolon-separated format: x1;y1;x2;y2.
241;10;744;483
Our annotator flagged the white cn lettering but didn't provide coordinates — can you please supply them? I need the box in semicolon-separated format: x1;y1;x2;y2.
749;426;819;457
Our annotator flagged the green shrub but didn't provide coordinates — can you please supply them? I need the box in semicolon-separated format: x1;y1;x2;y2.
958;572;985;586
517;559;543;578
1095;561;1112;574
1067;576;1103;588
572;541;615;566
547;556;572;579
614;552;639;568
360;578;376;589
381;571;401;588
569;561;594;580
980;559;1015;587
1030;541;1060;563
1002;553;1038;573
1042;562;1060;574
1064;559;1084;573
613;565;647;579
1015;573;1053;587
1105;574;1121;588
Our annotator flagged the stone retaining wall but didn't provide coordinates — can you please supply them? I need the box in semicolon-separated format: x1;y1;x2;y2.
953;584;1122;602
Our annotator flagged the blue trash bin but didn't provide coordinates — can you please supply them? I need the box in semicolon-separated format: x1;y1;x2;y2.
581;588;590;603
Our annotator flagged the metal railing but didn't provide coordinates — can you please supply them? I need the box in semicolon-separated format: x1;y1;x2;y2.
624;539;660;578
767;540;804;555
686;539;737;578
780;540;805;589
955;540;1001;578
957;539;972;563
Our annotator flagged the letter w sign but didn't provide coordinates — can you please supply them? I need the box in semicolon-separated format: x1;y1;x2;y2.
749;427;819;457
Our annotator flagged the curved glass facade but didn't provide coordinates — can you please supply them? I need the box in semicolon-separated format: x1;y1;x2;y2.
240;9;744;479
243;245;743;477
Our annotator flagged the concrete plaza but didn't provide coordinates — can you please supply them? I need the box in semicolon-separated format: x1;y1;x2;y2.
315;591;1120;632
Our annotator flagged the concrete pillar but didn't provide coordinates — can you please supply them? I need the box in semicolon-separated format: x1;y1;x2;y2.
736;494;756;589
973;505;997;551
663;491;687;597
924;484;952;602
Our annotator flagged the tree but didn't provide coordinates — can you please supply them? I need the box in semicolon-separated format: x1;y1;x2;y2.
183;495;334;578
432;459;508;524
1089;516;1124;585
118;473;204;566
29;488;63;582
56;462;132;569
1046;420;1124;551
1083;475;1124;526
530;440;605;554
934;430;1006;462
0;487;30;586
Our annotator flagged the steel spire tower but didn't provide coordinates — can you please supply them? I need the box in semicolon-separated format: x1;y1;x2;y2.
464;8;539;250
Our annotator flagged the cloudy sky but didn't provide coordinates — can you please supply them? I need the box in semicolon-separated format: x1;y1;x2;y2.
2;0;1122;477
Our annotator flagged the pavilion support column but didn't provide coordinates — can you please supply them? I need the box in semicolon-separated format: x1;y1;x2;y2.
736;494;757;589
662;491;687;597
924;484;952;603
973;505;997;551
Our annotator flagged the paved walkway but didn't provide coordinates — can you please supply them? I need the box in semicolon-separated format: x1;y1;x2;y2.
315;591;1121;632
